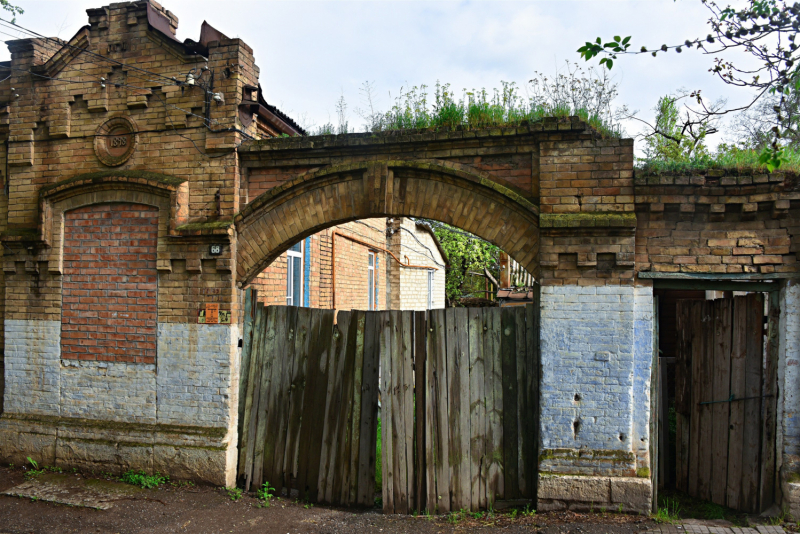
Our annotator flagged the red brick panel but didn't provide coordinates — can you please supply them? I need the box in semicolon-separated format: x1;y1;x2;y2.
61;203;158;364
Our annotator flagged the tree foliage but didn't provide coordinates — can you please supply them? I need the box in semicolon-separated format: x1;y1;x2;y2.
644;94;714;160
425;221;500;307
578;0;800;171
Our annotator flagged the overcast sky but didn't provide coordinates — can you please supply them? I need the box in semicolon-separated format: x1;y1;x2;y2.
3;0;760;153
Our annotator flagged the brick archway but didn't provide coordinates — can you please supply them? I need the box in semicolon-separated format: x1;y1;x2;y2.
234;160;540;286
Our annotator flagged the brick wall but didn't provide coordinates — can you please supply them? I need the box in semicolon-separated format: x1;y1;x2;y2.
61;203;158;364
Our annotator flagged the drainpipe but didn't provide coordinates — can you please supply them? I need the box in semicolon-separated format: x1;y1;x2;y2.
330;230;438;309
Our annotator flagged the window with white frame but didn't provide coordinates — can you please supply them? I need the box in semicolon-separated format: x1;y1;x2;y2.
368;251;376;310
427;270;434;310
286;241;303;306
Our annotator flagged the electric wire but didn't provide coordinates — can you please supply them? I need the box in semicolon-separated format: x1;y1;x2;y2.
351;219;447;269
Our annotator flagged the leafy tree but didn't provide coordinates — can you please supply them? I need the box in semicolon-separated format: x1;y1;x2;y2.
578;0;799;170
425;221;500;306
0;1;22;23
644;94;714;160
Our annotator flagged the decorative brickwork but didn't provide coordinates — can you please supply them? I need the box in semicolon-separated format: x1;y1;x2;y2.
61;203;158;364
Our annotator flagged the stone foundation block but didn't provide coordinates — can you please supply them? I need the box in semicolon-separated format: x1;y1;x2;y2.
538;474;651;515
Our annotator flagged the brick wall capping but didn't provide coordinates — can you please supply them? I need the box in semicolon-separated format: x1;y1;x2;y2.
239;117;627;154
174;219;234;237
28;28;90;79
0;227;39;244
39;170;187;200
235;159;540;226
634;170;793;187
639;271;800;281
540;212;636;229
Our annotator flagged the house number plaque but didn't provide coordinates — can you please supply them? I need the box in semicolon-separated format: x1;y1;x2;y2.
94;116;138;166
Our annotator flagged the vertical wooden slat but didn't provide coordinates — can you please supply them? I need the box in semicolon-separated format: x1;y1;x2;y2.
445;308;460;511
404;311;417;512
675;300;691;493
760;291;779;511
284;307;312;492
456;308;472;510
357;311;380;507
727;296;747;510
414;311;427;513
514;307;529;499
688;301;702;497
321;311;350;503
697;301;714;502
391;310;408;513
298;309;334;501
468;307;486;510
334;312;359;505
431;308;450;513
524;298;540;502
501;307;519;500
424;309;439;514
741;294;764;513
347;311;366;505
711;298;732;506
485;308;504;505
380;311;395;513
269;306;299;491
239;304;266;490
237;288;256;462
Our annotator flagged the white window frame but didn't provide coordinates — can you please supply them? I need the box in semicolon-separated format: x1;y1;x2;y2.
286;241;303;306
368;251;376;310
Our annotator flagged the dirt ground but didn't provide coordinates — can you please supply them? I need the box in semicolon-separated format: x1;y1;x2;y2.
0;466;655;534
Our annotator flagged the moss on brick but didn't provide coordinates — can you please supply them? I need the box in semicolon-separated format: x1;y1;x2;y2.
39;170;186;197
636;467;650;478
175;219;234;231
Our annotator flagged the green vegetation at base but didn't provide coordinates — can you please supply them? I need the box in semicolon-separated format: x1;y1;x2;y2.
376;416;382;494
119;470;169;489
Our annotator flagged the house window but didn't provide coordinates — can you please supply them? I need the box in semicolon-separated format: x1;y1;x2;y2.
427;270;434;310
286;242;303;306
368;251;376;310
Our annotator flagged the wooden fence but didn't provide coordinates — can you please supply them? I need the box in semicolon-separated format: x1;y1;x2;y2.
237;289;539;513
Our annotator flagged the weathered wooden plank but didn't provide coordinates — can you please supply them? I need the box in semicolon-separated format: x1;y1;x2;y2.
514;307;529;499
760;291;779;512
424;309;438;514
697;301;714;502
347;311;366;505
380;311;395;513
320;311;350;503
270;306;299;491
284;307;312;492
297;309;333;502
430;308;450;513
501;307;519;500
468;307;486;510
524;300;539;501
254;305;283;490
357;311;380;507
238;303;265;490
390;310;408;514
445;308;463;511
711;299;731;506
237;288;256;461
414;311;427;513
727;295;747;510
402;310;416;513
687;301;702;498
741;294;763;513
675;301;690;493
455;307;471;511
333;311;359;505
485;307;504;505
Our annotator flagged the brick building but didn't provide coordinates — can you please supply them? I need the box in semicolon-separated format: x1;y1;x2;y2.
247;217;446;311
2;0;800;518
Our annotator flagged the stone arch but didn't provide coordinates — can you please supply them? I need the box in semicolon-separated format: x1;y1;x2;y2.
234;160;540;287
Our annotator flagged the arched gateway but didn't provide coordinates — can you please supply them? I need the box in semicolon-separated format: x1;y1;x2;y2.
6;0;800;519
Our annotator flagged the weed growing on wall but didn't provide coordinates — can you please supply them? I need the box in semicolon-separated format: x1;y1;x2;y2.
119;470;168;489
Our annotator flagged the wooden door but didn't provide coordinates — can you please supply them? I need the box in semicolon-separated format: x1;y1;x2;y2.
674;294;777;513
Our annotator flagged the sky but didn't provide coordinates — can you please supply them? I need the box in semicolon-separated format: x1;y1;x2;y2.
2;0;762;153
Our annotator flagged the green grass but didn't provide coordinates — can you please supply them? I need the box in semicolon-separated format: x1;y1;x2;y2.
119;470;168;489
376;417;382;493
653;497;681;524
656;489;748;525
637;147;800;175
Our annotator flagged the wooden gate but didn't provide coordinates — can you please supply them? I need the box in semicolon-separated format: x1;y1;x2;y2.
237;289;540;513
674;294;778;513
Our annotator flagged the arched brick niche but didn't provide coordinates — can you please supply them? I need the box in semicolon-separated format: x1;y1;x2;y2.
61;203;158;364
